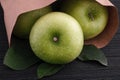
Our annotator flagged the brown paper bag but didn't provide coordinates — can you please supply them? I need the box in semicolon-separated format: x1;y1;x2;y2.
0;0;119;48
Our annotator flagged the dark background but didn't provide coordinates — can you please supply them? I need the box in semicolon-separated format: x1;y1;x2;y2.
0;0;120;80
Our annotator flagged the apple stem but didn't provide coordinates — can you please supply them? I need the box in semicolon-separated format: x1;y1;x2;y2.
88;13;95;21
53;37;58;42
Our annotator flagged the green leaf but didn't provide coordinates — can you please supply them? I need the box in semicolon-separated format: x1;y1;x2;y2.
78;45;108;66
3;37;40;70
37;63;64;79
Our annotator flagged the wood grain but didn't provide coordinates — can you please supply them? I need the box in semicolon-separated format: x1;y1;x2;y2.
0;0;120;80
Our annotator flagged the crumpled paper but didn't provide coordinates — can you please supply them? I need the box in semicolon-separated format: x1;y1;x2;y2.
0;0;119;48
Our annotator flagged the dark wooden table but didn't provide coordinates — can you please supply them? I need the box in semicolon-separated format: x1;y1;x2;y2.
0;0;120;80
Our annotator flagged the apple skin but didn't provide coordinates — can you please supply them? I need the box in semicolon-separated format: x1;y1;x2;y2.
60;0;108;40
30;12;84;64
13;6;52;39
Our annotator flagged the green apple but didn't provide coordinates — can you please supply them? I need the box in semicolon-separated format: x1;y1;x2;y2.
13;6;52;39
60;0;108;40
30;12;84;64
